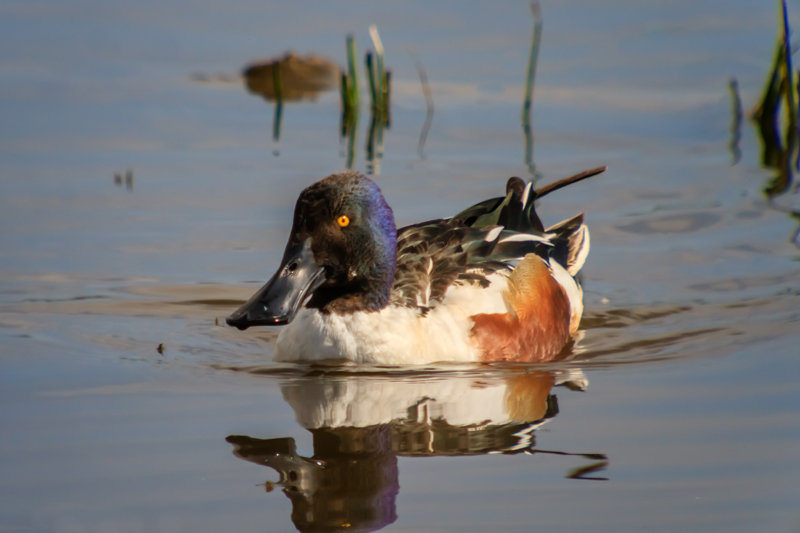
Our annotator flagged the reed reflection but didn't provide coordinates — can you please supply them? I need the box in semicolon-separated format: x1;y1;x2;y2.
226;369;606;533
521;1;543;182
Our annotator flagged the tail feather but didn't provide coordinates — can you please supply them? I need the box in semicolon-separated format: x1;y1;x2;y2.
546;214;590;277
450;168;600;276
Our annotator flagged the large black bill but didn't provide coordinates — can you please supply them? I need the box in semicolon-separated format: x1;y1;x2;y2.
225;238;326;330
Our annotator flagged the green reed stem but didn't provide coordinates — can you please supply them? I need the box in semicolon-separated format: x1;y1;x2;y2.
370;26;385;107
384;70;392;128
272;61;283;142
365;51;377;107
344;34;359;109
521;1;542;125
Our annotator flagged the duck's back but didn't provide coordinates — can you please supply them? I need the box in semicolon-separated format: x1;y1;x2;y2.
383;177;589;363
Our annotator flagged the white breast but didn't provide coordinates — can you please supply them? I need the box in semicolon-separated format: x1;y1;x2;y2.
274;272;511;365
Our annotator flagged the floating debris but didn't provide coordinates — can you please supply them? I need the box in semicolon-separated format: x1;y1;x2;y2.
113;169;133;191
243;52;340;102
243;52;339;152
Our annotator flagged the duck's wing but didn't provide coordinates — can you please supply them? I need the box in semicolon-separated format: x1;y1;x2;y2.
390;220;552;312
391;220;508;310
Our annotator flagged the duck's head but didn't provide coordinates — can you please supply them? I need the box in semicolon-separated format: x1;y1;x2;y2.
226;171;397;330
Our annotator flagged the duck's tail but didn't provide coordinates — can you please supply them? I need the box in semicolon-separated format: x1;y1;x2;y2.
448;166;603;278
453;167;604;234
546;213;590;277
502;168;601;277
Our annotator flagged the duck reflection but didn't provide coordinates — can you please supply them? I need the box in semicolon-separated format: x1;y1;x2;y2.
228;428;398;533
226;369;605;533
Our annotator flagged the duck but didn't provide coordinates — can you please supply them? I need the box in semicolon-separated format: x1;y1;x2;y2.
226;167;605;365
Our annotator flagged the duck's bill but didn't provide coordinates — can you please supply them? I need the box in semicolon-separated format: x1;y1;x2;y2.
225;239;326;330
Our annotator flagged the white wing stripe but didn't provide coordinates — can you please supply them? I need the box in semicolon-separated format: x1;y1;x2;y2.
521;182;533;210
484;226;504;242
498;233;552;245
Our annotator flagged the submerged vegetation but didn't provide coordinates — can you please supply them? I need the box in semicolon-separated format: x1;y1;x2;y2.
238;26;402;174
235;4;552;179
340;35;360;169
365;25;391;117
242;53;339;153
340;25;393;174
340;35;360;110
522;1;543;182
735;0;800;247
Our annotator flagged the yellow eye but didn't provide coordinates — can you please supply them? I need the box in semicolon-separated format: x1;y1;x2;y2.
337;215;350;227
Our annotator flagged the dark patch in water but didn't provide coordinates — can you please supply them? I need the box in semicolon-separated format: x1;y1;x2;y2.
734;210;763;220
616;212;719;234
580;305;693;330
577;327;726;362
171;299;246;307
688;271;800;292
23;295;108;303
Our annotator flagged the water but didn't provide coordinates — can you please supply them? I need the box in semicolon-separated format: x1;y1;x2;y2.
1;1;799;531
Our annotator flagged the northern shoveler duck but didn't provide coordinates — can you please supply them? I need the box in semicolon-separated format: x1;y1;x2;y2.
226;167;605;365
